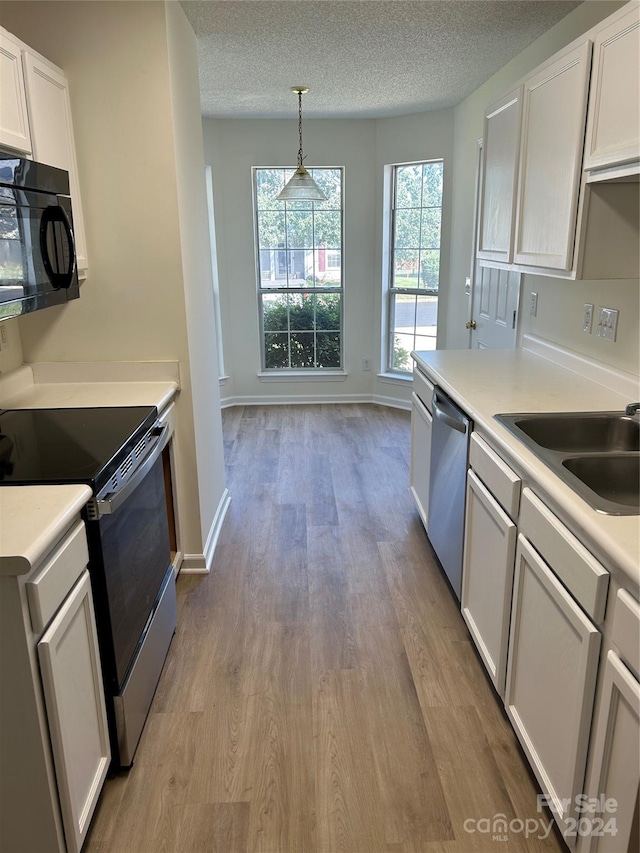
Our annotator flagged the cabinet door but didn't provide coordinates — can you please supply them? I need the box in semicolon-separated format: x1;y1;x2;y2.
410;391;432;528
461;470;517;697
505;535;601;846
23;50;88;275
0;28;31;153
581;651;640;853
513;41;592;271
584;4;640;172
38;570;111;853
477;87;522;263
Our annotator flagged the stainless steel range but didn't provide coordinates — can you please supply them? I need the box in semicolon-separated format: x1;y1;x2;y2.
0;405;176;768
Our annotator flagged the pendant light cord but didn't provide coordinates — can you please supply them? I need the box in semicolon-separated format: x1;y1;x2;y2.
297;90;305;168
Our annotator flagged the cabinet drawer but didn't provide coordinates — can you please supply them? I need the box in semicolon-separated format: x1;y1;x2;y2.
412;365;434;413
612;589;640;680
519;488;609;623
469;432;521;518
26;520;89;634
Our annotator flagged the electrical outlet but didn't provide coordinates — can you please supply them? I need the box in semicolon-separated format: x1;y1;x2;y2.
362;357;372;371
583;303;594;333
530;292;538;317
0;324;7;351
596;307;619;341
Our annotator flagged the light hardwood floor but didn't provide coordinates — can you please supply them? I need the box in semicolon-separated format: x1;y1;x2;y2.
86;404;566;853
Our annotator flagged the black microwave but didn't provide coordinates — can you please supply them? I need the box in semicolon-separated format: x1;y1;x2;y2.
0;157;79;321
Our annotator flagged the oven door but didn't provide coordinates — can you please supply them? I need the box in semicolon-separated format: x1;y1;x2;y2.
95;451;172;691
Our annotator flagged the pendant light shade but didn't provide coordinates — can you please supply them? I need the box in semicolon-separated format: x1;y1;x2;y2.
276;87;326;202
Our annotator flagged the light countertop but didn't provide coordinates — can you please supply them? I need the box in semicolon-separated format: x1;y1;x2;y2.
0;485;92;576
0;380;177;412
412;347;639;591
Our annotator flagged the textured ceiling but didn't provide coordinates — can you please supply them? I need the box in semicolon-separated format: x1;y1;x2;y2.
181;0;581;119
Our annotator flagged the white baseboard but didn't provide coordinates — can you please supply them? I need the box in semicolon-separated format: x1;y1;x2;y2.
220;393;410;411
179;487;231;575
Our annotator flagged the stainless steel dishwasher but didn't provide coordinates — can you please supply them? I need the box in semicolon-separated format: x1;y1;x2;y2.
427;387;472;600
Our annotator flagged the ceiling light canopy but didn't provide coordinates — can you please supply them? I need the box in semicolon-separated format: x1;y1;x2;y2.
276;87;326;202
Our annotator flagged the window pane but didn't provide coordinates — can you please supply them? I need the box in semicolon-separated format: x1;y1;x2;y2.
285;250;314;285
258;210;285;248
393;249;419;288
316;293;340;330
396;164;422;208
256;169;285;209
394;208;421;249
314;211;341;249
420;207;442;250
310;168;341;209
419;250;440;290
414;334;437;352
290;332;315;367
262;293;289;331
392;333;414;373
422;161;444;207
316;332;341;367
286;211;313;248
288;292;314;331
416;295;438;339
264;333;290;368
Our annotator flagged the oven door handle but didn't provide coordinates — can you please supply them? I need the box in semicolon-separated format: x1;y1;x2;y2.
95;423;170;517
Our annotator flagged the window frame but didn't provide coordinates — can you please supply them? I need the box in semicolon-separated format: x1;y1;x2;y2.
253;166;344;372
386;159;443;375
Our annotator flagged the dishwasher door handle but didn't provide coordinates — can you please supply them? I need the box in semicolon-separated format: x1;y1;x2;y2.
432;392;468;434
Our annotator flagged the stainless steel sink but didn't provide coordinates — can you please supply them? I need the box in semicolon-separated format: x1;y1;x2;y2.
504;412;639;453
495;411;640;515
563;454;640;509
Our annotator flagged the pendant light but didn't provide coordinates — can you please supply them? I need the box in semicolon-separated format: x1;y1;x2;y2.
276;87;327;202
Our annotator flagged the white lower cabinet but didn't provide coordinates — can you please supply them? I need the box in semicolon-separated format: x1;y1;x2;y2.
0;518;110;853
580;650;640;853
410;390;432;527
461;469;517;697
38;570;111;853
505;534;601;845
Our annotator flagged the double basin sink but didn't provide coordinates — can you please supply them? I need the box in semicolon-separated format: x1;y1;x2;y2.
495;410;639;515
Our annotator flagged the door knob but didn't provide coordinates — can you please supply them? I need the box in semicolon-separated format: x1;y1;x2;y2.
466;320;477;330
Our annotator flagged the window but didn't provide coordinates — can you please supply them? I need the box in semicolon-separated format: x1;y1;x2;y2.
254;167;343;370
387;161;443;373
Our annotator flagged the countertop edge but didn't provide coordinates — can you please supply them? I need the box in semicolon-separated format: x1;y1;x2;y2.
0;485;93;577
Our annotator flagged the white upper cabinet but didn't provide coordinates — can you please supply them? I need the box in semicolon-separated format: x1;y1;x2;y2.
513;41;592;271
0;28;32;154
584;2;640;173
477;88;522;264
23;50;88;275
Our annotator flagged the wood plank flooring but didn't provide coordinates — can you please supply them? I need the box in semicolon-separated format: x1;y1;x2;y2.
86;404;565;853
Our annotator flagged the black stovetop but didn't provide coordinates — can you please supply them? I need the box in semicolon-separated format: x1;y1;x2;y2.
0;406;157;492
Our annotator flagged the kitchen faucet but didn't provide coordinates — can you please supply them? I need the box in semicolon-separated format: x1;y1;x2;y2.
624;402;640;416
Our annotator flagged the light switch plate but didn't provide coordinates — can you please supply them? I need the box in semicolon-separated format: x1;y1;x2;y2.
596;307;619;341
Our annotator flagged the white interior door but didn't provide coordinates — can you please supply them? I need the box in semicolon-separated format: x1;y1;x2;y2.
470;264;521;349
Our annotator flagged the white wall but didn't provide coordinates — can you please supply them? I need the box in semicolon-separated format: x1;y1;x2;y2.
165;1;227;557
447;0;639;376
203;117;379;404
0;1;227;565
203;110;454;407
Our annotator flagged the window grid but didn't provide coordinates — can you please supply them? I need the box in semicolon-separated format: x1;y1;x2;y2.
387;161;443;374
255;167;343;371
